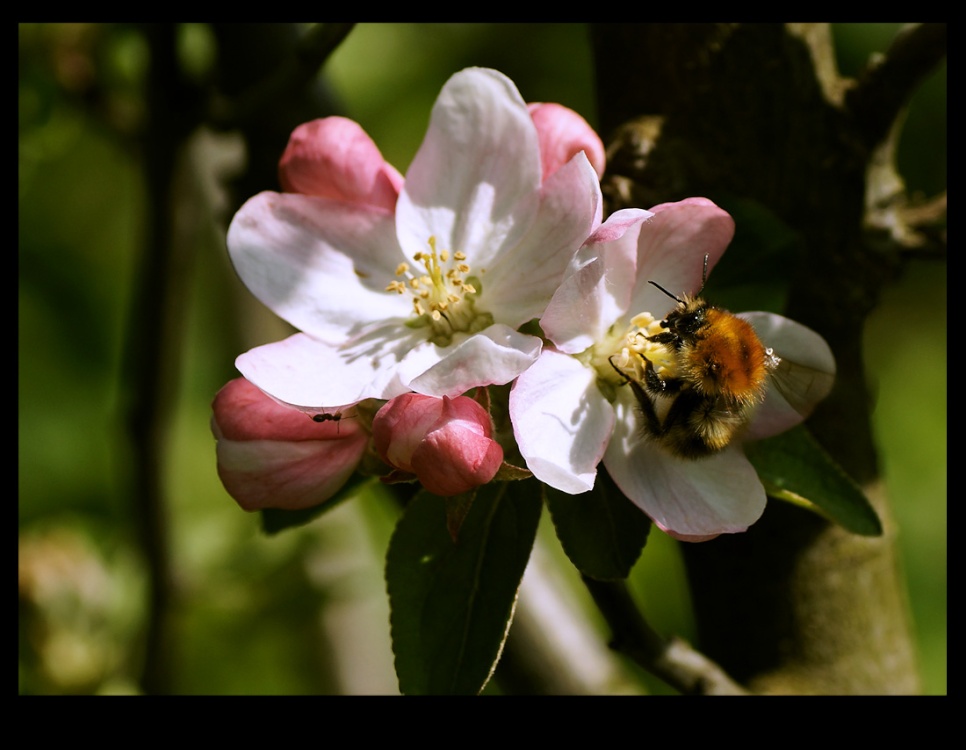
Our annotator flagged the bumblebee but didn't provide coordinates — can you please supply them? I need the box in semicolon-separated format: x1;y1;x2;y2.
613;257;830;459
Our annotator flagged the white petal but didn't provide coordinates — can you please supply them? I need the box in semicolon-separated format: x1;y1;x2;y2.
396;68;541;270
236;330;425;408
481;153;604;327
540;208;648;352
227;192;410;343
510;350;615;494
406;324;542;397
604;393;766;537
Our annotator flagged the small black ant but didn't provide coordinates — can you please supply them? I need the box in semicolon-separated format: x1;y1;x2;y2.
310;410;353;434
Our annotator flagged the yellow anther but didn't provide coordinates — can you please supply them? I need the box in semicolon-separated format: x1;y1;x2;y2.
386;236;483;341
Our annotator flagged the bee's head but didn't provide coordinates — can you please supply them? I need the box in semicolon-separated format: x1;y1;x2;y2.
662;296;709;336
648;252;712;337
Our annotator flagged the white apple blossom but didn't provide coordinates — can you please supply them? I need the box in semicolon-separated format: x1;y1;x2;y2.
226;67;602;416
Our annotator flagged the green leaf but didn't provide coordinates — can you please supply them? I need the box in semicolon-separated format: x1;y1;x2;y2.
386;480;542;695
444;491;475;542
259;472;372;535
745;425;882;536
544;469;651;581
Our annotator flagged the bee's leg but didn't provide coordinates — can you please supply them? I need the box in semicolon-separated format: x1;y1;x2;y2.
645;331;677;346
639;354;680;398
607;355;631;384
627;378;665;437
609;355;664;435
642;358;667;394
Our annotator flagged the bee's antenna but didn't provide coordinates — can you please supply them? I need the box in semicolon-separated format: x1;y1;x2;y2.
649;253;712;302
648;280;684;304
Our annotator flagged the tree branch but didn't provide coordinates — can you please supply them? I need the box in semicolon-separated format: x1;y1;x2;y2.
845;23;947;151
208;22;354;132
581;575;749;695
124;23;207;694
592;22;933;694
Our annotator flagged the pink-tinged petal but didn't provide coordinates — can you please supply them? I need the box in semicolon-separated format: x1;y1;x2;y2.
481;152;604;327
588;207;656;243
373;394;502;496
647;196;723;214
236;330;426;409
406;324;542;398
211;378;367;511
740;312;836;441
396;68;541;269
227;191;410;344
528;101;606;180
604;394;766;538
510;349;615;494
628;199;736;316
541;208;651;352
278;117;403;211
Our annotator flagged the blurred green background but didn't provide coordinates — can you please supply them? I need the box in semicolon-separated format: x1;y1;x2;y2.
19;23;945;695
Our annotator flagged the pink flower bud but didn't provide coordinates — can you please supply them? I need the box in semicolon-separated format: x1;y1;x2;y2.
211;378;367;512
278;116;404;211
372;394;504;496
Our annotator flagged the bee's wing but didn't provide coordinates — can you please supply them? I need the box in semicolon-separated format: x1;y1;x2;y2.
744;357;833;442
769;355;835;419
739;311;835;440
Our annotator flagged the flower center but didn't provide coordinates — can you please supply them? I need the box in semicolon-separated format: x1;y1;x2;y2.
385;236;491;345
587;311;677;394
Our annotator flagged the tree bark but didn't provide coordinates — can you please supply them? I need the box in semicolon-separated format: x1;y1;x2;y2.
591;22;943;694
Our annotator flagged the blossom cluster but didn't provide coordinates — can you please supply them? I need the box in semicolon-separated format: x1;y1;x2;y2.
211;67;834;540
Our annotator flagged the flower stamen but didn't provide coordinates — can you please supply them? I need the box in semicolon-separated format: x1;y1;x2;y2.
592;311;677;392
389;236;491;344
